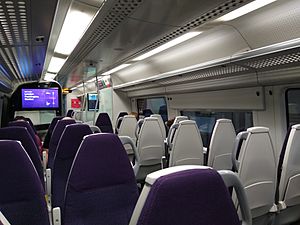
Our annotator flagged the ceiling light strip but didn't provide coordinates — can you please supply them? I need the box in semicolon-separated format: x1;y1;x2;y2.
133;32;202;61
217;0;277;21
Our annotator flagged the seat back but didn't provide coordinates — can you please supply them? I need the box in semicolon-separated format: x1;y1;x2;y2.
95;112;113;133
166;116;188;146
0;140;49;225
150;114;166;139
137;117;164;166
118;115;138;139
47;118;76;169
142;109;153;118
207;119;236;170
233;127;276;219
43;116;64;149
52;124;92;209
66;109;74;117
0;127;44;187
8;120;39;150
129;165;251;225
63;133;138;225
169;120;203;166
278;124;300;208
115;112;128;133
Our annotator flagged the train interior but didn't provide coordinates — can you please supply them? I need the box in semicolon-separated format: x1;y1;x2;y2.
0;0;300;224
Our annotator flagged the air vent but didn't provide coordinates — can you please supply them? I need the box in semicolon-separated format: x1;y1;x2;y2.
0;0;30;83
244;52;300;69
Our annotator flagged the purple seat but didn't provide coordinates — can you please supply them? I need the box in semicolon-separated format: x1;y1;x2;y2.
132;168;241;225
52;124;92;209
66;109;74;117
95;113;113;133
47;118;76;169
142;109;153;117
0;127;44;187
0;140;49;225
8;120;39;150
43;116;64;149
63;133;139;225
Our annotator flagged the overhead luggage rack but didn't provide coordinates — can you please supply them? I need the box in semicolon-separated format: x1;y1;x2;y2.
114;38;300;92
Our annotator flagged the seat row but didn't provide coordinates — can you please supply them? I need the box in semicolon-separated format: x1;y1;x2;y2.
0;135;252;225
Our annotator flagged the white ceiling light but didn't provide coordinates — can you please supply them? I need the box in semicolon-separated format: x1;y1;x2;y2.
48;57;67;73
44;72;57;81
54;9;94;55
133;32;202;61
102;64;131;75
217;0;277;21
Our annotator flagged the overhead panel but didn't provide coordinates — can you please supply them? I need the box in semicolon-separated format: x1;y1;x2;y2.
57;0;253;88
115;38;300;94
0;0;57;92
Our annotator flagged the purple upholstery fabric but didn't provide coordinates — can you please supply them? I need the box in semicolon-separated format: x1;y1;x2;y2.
0;140;49;225
47;118;76;169
8;120;39;150
137;169;240;225
142;109;153;117
52;124;92;209
64;133;138;225
66;109;74;117
43;116;64;149
0;127;44;187
95;113;113;133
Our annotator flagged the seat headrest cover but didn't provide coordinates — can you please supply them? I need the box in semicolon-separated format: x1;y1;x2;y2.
247;126;269;133
178;120;195;125
68;133;136;191
217;118;232;123
55;124;92;159
137;169;240;225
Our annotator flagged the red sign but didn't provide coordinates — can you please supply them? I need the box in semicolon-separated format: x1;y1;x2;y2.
71;98;81;108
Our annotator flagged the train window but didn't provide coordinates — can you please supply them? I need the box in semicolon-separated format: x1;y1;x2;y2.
137;97;168;121
181;111;253;147
286;89;300;127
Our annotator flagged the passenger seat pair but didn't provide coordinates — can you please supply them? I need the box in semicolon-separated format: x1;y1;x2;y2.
0;133;139;225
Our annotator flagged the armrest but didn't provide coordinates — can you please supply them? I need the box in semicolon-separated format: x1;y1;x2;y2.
52;207;61;225
42;151;47;171
232;131;248;172
119;136;140;176
46;168;52;207
218;170;252;225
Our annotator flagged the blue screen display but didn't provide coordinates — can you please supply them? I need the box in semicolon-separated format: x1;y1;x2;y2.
21;88;59;109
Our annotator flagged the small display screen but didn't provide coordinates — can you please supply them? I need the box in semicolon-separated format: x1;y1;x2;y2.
88;93;98;111
21;88;59;109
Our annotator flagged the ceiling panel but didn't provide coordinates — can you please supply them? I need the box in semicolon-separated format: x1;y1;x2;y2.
0;0;57;92
56;0;252;88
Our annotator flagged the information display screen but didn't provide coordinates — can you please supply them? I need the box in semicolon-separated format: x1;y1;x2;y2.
87;93;98;111
21;88;59;109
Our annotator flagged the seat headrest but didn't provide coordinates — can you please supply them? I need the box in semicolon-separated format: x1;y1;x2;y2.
247;127;269;133
55;124;92;159
136;168;240;225
68;133;136;191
